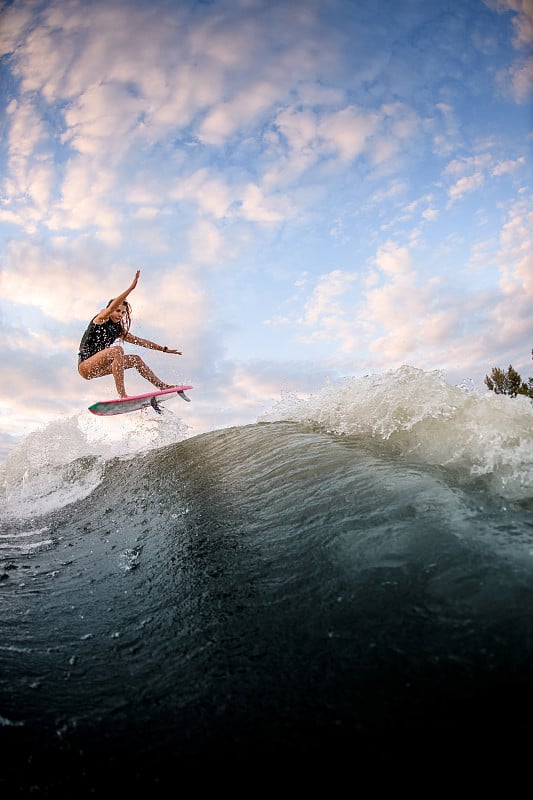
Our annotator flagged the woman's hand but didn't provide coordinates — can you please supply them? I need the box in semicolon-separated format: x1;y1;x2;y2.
130;269;140;290
164;348;182;355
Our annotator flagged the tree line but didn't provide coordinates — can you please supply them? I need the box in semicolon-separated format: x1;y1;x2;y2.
485;349;533;398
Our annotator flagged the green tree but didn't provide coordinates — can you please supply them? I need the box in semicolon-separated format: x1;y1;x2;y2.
485;364;533;398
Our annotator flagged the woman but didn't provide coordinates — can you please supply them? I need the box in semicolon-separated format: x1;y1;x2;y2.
78;269;182;398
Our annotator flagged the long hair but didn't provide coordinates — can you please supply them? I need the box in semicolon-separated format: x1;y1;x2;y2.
106;299;132;338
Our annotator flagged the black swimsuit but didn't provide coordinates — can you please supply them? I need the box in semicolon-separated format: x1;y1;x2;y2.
78;319;123;363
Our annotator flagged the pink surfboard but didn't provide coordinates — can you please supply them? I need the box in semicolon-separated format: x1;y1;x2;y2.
88;386;193;416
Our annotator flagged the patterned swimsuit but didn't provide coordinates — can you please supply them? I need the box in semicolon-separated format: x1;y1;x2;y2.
78;318;123;363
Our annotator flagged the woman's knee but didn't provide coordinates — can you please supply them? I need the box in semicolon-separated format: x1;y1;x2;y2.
123;353;144;370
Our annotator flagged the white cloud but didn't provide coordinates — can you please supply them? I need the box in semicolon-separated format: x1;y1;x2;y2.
444;151;527;205
484;0;533;100
432;102;461;156
0;2;36;56
365;266;425;324
48;156;122;235
447;172;485;203
507;55;533;100
169;169;233;218
291;239;477;372
373;242;413;277
497;197;533;294
363;268;460;367
272;103;379;177
0;239;124;321
0;237;209;342
199;80;281;145
239;183;293;223
133;207;160;220
62;81;144;156
2;98;55;230
320;106;379;161
491;155;526;175
444;153;493;176
485;0;533;47
187;219;225;264
131;263;210;342
303;269;357;320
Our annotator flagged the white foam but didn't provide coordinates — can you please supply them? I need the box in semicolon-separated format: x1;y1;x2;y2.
0;409;190;520
259;365;533;500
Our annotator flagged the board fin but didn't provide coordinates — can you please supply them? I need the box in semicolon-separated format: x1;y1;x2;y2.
177;390;191;402
150;396;164;414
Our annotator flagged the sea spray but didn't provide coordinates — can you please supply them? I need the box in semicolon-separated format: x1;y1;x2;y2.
1;409;190;520
259;366;533;500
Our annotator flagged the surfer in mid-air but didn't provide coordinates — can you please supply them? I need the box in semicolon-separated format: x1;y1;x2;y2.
78;269;182;398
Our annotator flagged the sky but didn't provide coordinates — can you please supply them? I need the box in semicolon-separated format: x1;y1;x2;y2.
0;0;532;458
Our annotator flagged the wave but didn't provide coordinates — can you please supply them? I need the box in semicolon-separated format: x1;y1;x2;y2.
262;365;533;501
0;409;191;519
1;367;532;787
1;367;531;525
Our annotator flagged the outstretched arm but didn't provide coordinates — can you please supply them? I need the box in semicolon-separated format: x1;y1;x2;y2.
124;332;182;355
94;270;140;323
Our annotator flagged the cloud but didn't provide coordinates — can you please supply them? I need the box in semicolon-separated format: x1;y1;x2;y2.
271;104;379;179
0;237;210;345
270;100;423;181
239;183;294;223
0;239;91;321
290;236;501;376
431;103;461;156
187;219;225;264
168;169;233;218
487;0;533;48
0;2;35;56
506;55;533;100
447;172;485;203
362;263;466;368
491;155;526;175
295;269;367;354
443;150;527;205
485;0;533;100
497;197;533;294
2;0;512;246
168;167;297;225
301;269;359;327
444;155;492;176
50;157;123;240
320;106;380;162
2;98;55;231
132;207;160;220
199;80;281;145
373;242;413;278
62;80;144;156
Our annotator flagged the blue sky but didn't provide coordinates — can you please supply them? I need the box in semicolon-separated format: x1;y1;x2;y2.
0;0;532;457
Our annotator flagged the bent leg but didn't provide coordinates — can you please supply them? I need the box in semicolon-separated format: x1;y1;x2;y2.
79;348;175;396
124;355;175;391
78;345;127;397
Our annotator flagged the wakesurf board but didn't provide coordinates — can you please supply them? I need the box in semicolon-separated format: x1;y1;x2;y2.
88;386;193;417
